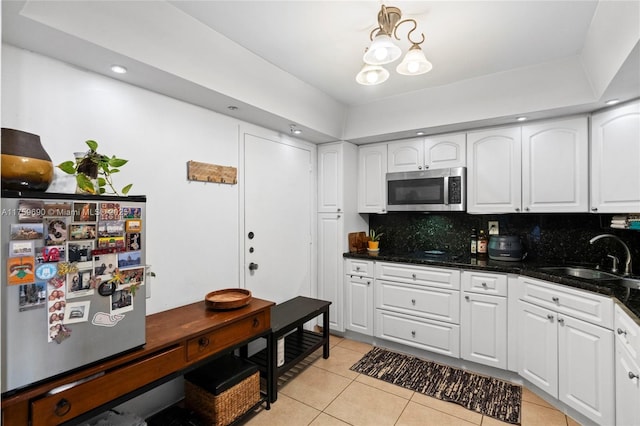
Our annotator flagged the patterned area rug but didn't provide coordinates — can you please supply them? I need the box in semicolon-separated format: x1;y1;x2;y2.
350;347;522;425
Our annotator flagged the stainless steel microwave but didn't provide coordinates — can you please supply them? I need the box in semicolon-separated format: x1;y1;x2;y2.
386;167;466;212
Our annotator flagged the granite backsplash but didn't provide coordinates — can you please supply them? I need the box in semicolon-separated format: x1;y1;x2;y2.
368;212;640;275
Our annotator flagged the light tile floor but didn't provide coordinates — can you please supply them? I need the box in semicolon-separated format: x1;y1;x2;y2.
240;335;581;426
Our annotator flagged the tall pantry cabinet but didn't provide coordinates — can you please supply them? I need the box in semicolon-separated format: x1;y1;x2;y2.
317;142;367;332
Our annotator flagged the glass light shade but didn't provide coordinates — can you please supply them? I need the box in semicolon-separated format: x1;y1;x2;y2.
355;64;390;86
363;33;402;65
396;46;432;75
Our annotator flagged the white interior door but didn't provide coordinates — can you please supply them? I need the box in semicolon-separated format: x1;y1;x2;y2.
242;132;313;304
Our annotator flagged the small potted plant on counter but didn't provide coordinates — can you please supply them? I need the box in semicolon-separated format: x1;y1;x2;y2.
368;228;384;251
58;140;132;195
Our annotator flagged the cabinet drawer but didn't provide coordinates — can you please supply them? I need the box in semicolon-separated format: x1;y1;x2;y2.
31;346;184;426
375;309;460;357
375;262;460;290
615;304;640;362
518;276;613;328
187;311;269;363
345;259;373;277
376;280;459;323
462;270;507;296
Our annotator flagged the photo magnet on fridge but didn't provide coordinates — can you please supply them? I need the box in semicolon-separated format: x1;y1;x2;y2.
73;202;97;222
7;256;35;285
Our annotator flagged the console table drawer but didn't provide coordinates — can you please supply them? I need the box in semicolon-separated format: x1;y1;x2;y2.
31;346;184;426
187;311;269;363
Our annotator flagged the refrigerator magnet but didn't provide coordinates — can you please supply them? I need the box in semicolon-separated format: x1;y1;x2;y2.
122;207;141;219
9;240;35;257
19;282;47;311
36;263;57;281
7;256;35;285
126;233;141;251
110;288;133;314
125;219;141;233
10;223;44;240
17;200;45;222
44;218;67;245
73;202;97;222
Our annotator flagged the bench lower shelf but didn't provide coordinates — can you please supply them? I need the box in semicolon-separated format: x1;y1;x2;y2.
249;330;324;378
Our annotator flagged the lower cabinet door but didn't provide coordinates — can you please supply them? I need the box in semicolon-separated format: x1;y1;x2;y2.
616;342;640;426
517;300;558;398
375;309;460;357
345;275;373;335
461;292;507;369
558;315;614;426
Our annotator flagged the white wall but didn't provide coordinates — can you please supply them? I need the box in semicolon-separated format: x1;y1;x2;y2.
1;44;241;314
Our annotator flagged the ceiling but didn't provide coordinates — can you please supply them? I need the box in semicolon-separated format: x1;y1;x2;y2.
2;1;640;144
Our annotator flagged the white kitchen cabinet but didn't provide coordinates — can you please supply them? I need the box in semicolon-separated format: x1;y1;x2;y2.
387;133;466;173
317;143;343;213
317;142;368;332
318;213;344;331
590;100;640;213
374;262;461;357
461;271;508;370
357;143;387;213
516;277;615;426
345;273;373;335
467;117;589;214
615;304;640;426
521;117;589;213
467;126;522;213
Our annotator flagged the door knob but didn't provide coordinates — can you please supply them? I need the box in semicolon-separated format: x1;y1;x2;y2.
249;262;259;271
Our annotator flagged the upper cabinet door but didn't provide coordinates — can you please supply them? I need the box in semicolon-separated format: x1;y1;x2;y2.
358;144;388;214
424;133;466;169
591;100;640;213
467;126;522;214
317;143;343;212
387;138;423;173
522;117;588;213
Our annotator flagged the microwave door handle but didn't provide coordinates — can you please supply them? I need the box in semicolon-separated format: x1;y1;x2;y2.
443;176;449;205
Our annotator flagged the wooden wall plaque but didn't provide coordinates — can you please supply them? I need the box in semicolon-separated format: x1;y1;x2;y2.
187;161;237;185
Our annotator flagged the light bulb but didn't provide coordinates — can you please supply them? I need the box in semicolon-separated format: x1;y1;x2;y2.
407;61;420;74
374;48;388;62
366;71;378;84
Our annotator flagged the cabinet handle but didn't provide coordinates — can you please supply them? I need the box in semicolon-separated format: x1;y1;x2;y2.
411;299;416;305
481;282;488;287
356;266;361;271
411;330;416;337
547;314;555;322
525;207;530;212
424;165;429;169
418;166;423;170
367;281;371;286
412;273;417;279
465;295;470;300
337;208;341;212
629;372;639;380
618;328;628;336
552;296;559;303
558;318;565;325
337;215;341;219
515;208;520;212
592;207;598;212
54;398;71;417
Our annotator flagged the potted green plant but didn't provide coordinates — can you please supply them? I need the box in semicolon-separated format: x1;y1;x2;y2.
368;228;384;250
58;140;132;195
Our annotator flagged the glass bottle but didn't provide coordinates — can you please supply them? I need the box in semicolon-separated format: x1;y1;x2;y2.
477;229;488;259
470;228;477;257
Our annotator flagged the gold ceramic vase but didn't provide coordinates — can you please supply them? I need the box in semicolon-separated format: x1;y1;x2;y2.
1;128;54;191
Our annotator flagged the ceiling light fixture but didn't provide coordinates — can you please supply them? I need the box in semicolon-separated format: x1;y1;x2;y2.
356;4;432;86
110;65;127;74
289;125;302;135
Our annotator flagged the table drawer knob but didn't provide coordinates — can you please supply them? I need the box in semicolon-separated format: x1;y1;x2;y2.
55;398;71;417
198;336;210;348
253;317;260;328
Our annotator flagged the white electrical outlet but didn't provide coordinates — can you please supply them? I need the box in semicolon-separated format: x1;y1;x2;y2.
488;221;499;235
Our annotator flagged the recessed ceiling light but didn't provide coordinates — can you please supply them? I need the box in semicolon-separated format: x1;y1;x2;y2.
110;65;127;74
416;131;425;136
227;105;238;111
605;99;620;105
516;116;528;122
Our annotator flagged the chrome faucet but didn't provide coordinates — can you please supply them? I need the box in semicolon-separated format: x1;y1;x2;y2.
590;234;632;276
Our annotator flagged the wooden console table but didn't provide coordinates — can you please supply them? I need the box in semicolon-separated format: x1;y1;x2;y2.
1;298;274;426
247;296;331;402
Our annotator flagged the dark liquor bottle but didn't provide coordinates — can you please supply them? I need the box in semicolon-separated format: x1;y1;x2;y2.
477;229;488;259
470;228;477;257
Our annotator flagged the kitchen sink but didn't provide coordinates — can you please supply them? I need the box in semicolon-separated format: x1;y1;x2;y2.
540;266;621;281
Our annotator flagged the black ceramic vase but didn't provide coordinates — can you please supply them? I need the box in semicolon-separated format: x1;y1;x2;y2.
1;128;54;191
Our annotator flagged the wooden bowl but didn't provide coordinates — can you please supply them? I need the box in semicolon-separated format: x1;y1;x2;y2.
205;288;252;310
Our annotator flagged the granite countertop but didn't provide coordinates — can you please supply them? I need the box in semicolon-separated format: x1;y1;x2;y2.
344;251;640;323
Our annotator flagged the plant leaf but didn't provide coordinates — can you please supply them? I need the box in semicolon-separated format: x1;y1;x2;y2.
97;177;106;187
57;161;77;174
85;140;99;151
76;174;96;194
121;184;133;195
108;158;128;168
109;169;120;174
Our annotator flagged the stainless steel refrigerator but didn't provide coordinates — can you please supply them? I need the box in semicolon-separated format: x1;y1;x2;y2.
1;191;147;394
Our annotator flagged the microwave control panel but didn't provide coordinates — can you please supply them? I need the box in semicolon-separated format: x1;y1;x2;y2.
448;176;462;204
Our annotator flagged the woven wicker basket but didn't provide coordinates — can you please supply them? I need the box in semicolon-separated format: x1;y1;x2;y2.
185;371;260;426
